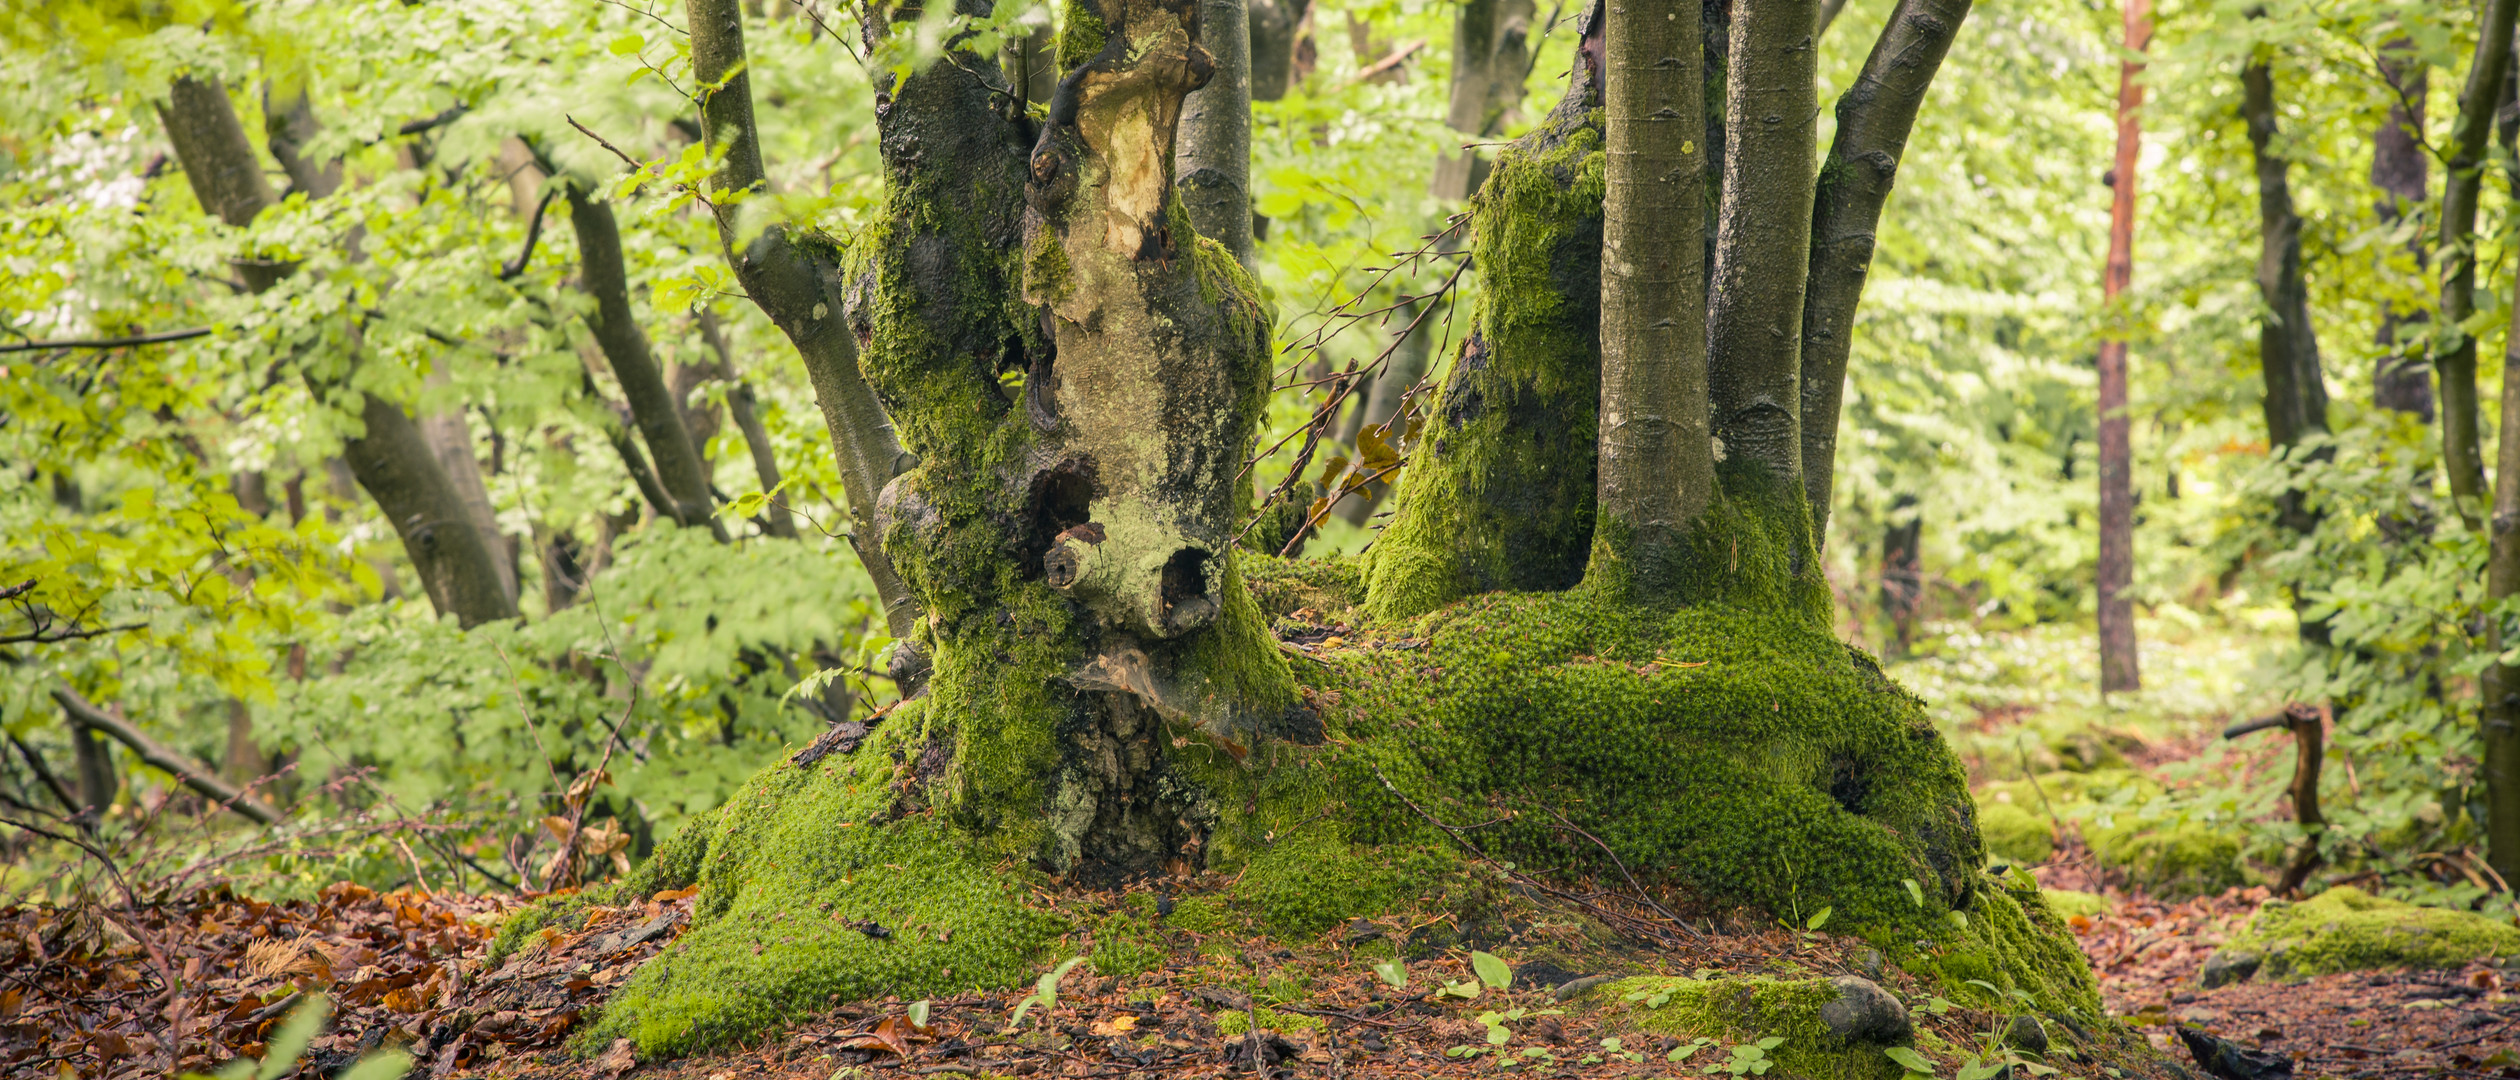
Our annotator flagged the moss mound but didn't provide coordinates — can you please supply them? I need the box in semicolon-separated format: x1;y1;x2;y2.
1973;771;2245;898
2215;886;2520;981
1308;586;1983;935
1591;975;1908;1080
572;740;1067;1059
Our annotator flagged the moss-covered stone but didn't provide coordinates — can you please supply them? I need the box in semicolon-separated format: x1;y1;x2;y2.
2223;886;2520;980
1977;801;2054;865
1975;771;2247;898
1590;975;1909;1080
2041;889;2110;921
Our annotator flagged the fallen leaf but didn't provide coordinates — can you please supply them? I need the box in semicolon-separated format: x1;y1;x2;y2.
595;1037;637;1078
1089;1015;1139;1037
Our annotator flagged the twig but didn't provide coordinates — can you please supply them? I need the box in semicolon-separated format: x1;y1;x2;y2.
5;732;80;815
0;328;211;354
396;105;471;136
499;187;561;280
1539;804;1704;939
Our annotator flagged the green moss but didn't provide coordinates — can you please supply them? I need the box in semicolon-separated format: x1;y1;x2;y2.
1320;586;1981;935
1055;0;1107;70
578;747;1067;1059
1240;554;1365;619
2040;889;2110;921
1228;828;1460;937
1918;871;2101;1015
1976;801;2053;865
1362;86;1605;621
1594;976;1907;1080
1165;895;1237;935
1088;909;1169;978
2228;885;2520;979
2086;819;2244;898
1216;1007;1325;1036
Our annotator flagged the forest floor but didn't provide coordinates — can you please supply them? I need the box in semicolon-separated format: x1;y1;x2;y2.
0;860;2510;1080
6;618;2518;1078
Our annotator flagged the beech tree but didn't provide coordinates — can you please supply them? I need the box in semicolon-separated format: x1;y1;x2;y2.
497;0;2095;1059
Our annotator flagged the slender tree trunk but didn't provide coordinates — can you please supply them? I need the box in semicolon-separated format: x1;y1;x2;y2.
1333;300;1437;525
2094;0;2147;694
1431;0;1536;199
2373;44;2435;420
1797;0;1972;541
1247;0;1313;101
1004;25;1057;107
1178;0;1257;265
2241;58;2329;512
1880;493;1922;655
688;0;919;632
697;309;799;538
563;184;724;533
2481;42;2520;889
1595;0;1713;597
158;75;517;627
2436;0;2520;519
1362;15;1606;620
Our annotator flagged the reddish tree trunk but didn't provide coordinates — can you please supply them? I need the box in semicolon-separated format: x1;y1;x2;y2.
2095;0;2147;694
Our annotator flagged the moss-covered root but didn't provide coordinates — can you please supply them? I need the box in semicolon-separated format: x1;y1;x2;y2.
1587;975;1915;1080
573;749;1066;1059
2204;886;2520;984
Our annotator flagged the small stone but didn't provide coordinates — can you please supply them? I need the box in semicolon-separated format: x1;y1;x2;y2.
1511;959;1579;990
1818;976;1911;1043
1551;974;1616;1003
1342;918;1383;943
2001;1015;2049;1054
1848;947;1886;980
2199;950;2261;989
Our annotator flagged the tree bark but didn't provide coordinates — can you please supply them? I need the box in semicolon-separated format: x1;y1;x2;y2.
1247;0;1312;101
2095;0;2146;694
1706;0;1819;534
158;75;517;628
563;185;724;533
2435;0;2520;518
1177;0;1257;265
415;388;520;605
1430;0;1536;200
1362;17;1606;620
2240;58;2329;502
1796;0;1971;542
2372;43;2434;420
697;309;799;538
688;0;919;632
1595;0;1713;597
2482;45;2520;888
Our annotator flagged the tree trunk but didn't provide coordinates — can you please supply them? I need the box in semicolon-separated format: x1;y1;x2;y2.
1594;0;1713;598
415;389;520;606
563;184;724;533
1332;300;1437;525
1247;0;1312;101
2240;58;2329;524
1431;0;1537;199
1705;0;1821;586
2482;38;2520;889
2372;43;2434;420
1797;0;1971;542
1362;20;1607;620
2436;0;2520;519
1880;493;1922;656
689;0;919;632
2094;0;2146;694
158;75;517;628
1177;0;1257;265
697;308;800;538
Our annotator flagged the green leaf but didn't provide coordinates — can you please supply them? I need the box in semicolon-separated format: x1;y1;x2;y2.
1370;958;1408;988
1805;906;1832;930
1755;1037;1785;1050
336;1048;414;1080
610;33;647;55
1884;1047;1936;1075
261;995;330;1080
1902;879;1925;907
1470;950;1512;990
1947;909;1970;930
908;999;930;1027
1440;979;1482;1000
